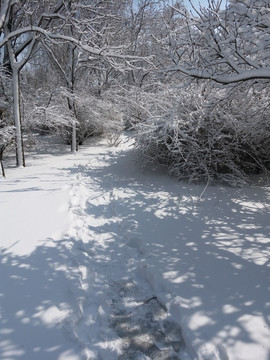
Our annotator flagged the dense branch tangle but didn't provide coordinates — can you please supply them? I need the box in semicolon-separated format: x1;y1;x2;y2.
165;0;270;84
0;0;152;166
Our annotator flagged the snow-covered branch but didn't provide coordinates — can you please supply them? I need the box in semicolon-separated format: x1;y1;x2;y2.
163;0;270;84
134;82;270;186
165;66;270;84
0;25;152;66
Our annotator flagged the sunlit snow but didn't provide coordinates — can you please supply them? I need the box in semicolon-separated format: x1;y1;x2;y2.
0;135;269;360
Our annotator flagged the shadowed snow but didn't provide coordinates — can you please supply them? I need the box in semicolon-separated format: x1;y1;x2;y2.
0;135;269;360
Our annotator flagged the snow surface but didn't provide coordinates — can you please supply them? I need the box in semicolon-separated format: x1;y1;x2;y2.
0;135;269;360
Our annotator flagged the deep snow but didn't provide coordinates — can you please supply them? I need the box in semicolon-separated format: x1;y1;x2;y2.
0;135;269;360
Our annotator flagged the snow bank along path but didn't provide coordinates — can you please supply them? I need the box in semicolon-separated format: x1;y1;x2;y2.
0;135;270;360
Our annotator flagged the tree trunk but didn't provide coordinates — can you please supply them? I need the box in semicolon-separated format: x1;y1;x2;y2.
0;159;5;177
12;68;25;167
67;15;77;153
71;117;77;153
0;147;5;177
67;94;76;153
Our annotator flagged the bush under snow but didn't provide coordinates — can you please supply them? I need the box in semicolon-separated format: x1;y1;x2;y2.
135;93;270;187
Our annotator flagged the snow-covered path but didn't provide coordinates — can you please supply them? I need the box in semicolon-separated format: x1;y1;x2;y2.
59;140;190;359
1;136;270;360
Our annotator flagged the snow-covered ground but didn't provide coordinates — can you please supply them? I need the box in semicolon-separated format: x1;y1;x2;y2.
1;135;269;360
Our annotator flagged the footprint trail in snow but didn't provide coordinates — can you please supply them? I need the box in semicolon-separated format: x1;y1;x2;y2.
62;148;190;360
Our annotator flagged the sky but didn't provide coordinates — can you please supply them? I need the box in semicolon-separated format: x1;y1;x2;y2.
183;0;226;11
184;0;207;9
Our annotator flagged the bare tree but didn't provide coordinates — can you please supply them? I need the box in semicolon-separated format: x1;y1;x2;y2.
129;1;270;186
0;0;66;166
0;0;152;166
0;68;14;177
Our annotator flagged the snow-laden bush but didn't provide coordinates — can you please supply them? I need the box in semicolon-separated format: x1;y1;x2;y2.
73;94;123;146
135;92;270;186
23;87;124;147
0;124;15;177
23;87;76;136
118;83;179;131
0;79;14;176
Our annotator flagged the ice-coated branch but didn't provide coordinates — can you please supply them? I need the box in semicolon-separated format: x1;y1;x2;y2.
0;25;151;65
165;66;270;84
164;0;270;84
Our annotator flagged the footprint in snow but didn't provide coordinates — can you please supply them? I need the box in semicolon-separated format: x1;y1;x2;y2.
109;279;185;359
125;237;144;255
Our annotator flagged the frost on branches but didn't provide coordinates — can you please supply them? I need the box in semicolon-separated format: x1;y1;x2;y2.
23;86;124;149
135;84;270;187
133;0;270;187
0;0;152;166
0;70;14;177
164;0;270;84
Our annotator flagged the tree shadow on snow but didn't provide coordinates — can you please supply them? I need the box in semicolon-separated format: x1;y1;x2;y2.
64;147;270;359
0;240;83;360
3;146;268;360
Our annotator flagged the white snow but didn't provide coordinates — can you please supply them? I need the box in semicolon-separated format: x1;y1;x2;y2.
0;134;269;360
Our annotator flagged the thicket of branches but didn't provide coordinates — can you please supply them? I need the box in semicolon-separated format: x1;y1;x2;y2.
133;0;270;186
135;83;270;186
0;0;153;170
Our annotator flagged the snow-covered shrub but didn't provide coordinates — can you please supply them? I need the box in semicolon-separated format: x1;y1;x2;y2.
0;123;15;177
102;105;123;147
0;78;14;176
73;94;123;146
22;84;124;148
0;123;14;149
60;101;102;146
106;131;122;147
119;83;178;131
135;92;270;186
22;86;75;136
